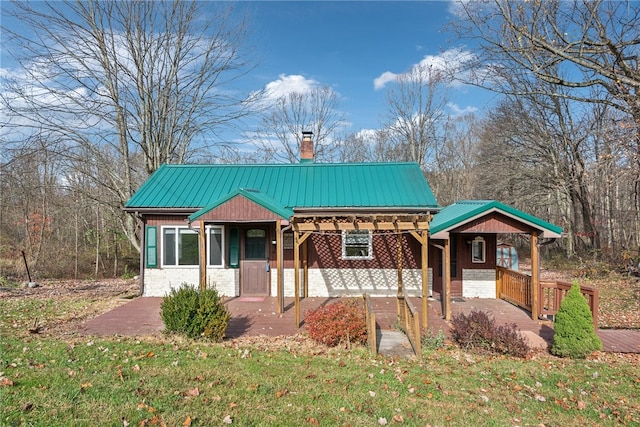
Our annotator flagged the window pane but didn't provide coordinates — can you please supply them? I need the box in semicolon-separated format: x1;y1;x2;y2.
472;239;485;263
209;228;222;266
163;228;176;265
245;228;266;259
343;230;371;258
179;229;199;265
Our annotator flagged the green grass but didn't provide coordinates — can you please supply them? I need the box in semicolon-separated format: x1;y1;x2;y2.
1;294;640;426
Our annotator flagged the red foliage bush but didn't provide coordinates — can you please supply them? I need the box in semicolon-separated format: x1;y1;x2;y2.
305;299;367;347
451;310;530;358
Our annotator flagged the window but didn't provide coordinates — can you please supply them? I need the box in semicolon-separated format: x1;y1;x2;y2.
208;226;224;267
163;227;198;266
471;236;486;263
342;230;372;260
162;226;224;267
245;228;266;259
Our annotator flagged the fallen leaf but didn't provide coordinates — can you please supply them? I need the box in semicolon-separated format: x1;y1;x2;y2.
393;414;404;423
306;417;319;425
184;387;199;397
222;415;232;424
378;417;388;425
577;401;586;410
1;377;14;387
276;389;288;398
182;415;192;426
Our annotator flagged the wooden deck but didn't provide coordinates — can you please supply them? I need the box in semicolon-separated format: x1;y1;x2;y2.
79;295;640;353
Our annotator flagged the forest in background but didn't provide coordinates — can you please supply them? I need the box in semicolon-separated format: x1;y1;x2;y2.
1;1;638;280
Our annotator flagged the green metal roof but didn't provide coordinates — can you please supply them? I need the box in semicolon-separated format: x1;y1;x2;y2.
125;162;438;217
430;200;562;238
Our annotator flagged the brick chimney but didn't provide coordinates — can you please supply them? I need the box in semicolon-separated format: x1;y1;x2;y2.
300;131;314;163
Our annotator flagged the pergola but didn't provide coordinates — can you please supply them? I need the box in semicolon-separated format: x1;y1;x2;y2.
287;210;433;328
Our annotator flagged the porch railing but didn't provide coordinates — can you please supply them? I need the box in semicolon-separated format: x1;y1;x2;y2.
540;280;599;327
397;295;422;359
497;267;599;327
363;294;377;355
496;267;532;311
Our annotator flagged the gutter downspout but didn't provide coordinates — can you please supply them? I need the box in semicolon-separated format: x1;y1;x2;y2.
136;212;144;296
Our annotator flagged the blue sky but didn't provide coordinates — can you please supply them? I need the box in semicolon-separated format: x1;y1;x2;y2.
239;0;491;134
0;1;495;145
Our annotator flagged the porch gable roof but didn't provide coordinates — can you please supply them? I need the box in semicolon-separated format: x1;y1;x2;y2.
124;162;439;216
430;200;563;239
189;188;294;222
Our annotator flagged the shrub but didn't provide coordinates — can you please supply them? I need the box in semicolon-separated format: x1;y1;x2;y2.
160;283;230;341
305;299;367;347
551;282;602;359
451;310;530;358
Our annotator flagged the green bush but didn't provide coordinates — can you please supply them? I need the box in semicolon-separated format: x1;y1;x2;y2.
160;283;230;341
451;310;530;358
551;282;602;359
305;299;367;347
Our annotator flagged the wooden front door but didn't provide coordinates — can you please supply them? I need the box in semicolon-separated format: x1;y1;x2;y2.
240;227;270;296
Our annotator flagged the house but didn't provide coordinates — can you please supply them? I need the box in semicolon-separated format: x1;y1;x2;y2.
124;133;562;325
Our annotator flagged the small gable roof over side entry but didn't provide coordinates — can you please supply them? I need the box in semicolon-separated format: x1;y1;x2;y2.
430;200;562;239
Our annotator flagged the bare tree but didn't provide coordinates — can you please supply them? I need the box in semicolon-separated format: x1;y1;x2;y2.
453;0;640;245
381;63;450;169
428;113;480;206
1;0;260;250
255;86;345;163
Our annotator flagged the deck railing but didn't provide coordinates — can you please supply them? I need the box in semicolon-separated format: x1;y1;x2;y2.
496;267;532;311
540;280;599;327
497;267;599;327
363;294;377;355
397;295;422;359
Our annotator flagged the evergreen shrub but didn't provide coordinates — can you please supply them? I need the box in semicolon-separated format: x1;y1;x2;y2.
451;310;530;357
160;283;230;341
305;299;367;347
551;282;602;359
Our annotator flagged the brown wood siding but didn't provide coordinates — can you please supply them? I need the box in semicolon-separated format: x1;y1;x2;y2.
453;212;536;234
280;232;420;269
458;234;497;270
197;196;282;221
146;215;190;225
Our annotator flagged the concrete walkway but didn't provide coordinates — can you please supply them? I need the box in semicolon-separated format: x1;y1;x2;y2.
80;296;640;354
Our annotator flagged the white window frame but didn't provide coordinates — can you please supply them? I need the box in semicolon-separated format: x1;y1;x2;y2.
471;236;486;263
207;225;225;268
342;230;373;260
161;225;225;268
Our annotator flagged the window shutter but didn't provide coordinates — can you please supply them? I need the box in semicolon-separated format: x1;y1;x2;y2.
229;227;239;268
146;226;157;268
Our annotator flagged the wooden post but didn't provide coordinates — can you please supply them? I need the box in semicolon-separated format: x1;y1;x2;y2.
421;230;429;330
303;238;309;298
199;219;206;292
443;238;451;321
293;230;312;327
396;232;404;318
294;230;301;327
531;231;539;320
276;220;282;314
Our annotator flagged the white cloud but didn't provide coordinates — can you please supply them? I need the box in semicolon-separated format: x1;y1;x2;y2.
447;102;478;116
263;74;320;101
374;47;476;90
373;71;398;90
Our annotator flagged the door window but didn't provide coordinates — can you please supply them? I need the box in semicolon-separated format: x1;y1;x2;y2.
245;229;266;259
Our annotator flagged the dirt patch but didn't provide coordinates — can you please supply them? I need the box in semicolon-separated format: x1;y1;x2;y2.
1;278;140;337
